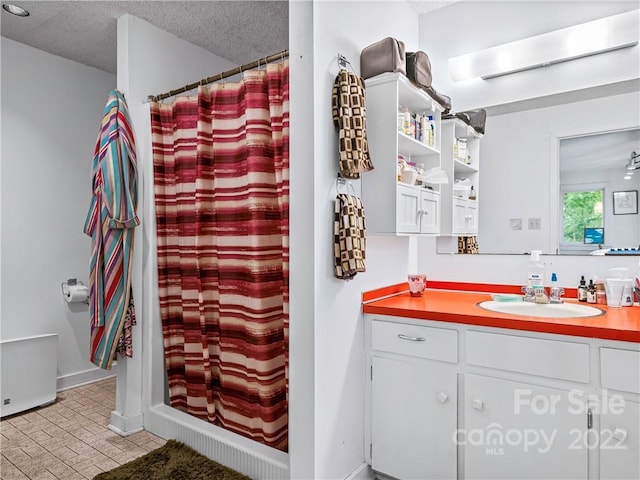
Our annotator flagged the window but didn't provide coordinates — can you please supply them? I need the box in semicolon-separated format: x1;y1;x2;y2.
562;189;604;244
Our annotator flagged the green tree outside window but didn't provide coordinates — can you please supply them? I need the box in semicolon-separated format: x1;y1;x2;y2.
563;190;604;244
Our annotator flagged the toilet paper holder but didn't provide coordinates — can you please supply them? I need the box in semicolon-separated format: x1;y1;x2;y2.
61;278;89;304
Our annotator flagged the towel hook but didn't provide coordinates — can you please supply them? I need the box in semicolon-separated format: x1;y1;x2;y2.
337;53;356;74
336;174;357;196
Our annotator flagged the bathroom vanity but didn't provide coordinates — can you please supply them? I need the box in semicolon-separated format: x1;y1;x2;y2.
362;285;640;480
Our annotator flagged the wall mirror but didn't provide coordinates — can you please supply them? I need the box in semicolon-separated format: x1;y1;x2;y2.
473;89;639;256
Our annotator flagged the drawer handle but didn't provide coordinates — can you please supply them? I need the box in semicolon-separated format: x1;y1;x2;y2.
612;428;627;442
473;399;484;411
397;334;426;342
437;392;449;404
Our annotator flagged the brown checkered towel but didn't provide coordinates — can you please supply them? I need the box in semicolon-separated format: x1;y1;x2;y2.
334;194;367;280
332;69;374;179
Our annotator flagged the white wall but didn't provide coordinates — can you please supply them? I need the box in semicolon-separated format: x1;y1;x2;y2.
418;1;639;111
311;2;419;478
0;38;117;388
479;91;640;254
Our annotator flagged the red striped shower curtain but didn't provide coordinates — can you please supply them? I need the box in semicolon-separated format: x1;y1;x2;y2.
150;60;289;451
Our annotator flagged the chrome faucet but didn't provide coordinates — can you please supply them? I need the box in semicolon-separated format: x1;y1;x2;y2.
522;285;536;302
549;286;565;304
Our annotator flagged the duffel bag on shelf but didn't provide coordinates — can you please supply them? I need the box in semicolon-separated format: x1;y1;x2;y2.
360;37;406;80
405;51;432;89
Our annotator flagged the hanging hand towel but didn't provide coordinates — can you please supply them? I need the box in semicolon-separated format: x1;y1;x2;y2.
332;69;374;179
334;194;367;280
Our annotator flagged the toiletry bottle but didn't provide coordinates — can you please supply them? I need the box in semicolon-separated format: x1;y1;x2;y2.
550;273;561;299
397;107;405;133
586;279;596;304
578;275;588;302
428;115;436;147
469;186;476;200
528;250;544;288
595;279;607;305
403;107;411;136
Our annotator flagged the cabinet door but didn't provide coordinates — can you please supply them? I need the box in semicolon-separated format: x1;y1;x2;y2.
396;184;421;233
420;190;439;234
371;356;456;480
600;399;640;480
452;198;477;235
464;374;587;480
452;198;467;234
465;201;478;234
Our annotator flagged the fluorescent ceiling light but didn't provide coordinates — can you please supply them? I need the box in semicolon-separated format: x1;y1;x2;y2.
449;10;639;82
2;3;29;16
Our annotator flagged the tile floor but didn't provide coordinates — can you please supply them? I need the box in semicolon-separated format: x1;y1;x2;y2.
0;377;166;479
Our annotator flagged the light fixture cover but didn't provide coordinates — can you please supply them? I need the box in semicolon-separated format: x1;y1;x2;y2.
449;10;639;82
2;3;29;16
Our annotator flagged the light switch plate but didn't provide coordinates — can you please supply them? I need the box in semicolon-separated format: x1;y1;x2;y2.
510;218;522;230
528;217;542;230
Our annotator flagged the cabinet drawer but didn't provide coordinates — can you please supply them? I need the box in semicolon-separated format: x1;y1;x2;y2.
372;320;457;363
601;348;640;394
466;331;589;382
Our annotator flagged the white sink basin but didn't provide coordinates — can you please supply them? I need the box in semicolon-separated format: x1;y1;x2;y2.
478;300;604;318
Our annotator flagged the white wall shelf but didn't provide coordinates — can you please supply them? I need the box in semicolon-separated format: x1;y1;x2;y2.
363;72;442;235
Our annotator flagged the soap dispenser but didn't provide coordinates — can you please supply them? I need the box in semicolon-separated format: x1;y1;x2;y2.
527;250;544;287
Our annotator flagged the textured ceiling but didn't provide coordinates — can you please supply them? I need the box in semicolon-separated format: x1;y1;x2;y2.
1;1;289;73
408;0;459;15
0;1;457;74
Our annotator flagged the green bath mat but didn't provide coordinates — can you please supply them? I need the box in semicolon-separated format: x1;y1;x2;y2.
94;439;251;480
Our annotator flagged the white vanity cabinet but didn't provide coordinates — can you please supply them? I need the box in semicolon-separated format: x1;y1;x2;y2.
364;315;640;480
464;374;587;480
363;72;442;235
368;320;457;480
599;348;640;480
439;118;481;240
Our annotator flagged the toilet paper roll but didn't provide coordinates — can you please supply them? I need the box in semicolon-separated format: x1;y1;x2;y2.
64;284;89;303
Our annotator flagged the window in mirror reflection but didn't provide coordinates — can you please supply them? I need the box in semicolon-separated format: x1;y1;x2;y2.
562;189;604;244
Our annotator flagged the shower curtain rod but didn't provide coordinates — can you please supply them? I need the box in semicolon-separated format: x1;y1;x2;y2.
147;49;289;103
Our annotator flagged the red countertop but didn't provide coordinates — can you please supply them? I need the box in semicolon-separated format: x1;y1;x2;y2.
362;283;640;343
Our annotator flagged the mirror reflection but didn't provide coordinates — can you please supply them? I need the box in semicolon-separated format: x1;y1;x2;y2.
476;89;639;256
559;128;640;255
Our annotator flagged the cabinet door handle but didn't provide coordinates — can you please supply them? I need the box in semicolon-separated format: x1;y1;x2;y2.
473;399;484;410
437;392;449;404
397;334;426;342
612;428;627;442
418;209;429;216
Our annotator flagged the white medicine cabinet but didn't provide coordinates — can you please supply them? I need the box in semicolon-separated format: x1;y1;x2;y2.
440;118;481;236
362;72;442;235
362;73;483;240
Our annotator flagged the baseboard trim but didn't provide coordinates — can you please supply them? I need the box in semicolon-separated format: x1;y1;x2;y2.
109;410;144;436
345;462;374;480
56;367;117;391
